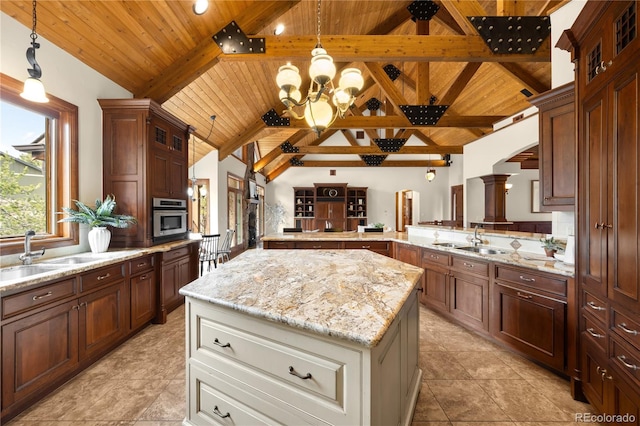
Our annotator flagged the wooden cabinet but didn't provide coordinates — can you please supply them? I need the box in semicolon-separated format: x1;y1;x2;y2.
100;99;193;247
421;248;450;310
529;83;575;211
559;0;640;413
293;187;315;218
292;184;367;231
156;243;198;324
129;255;156;331
343;240;391;257
491;265;568;373
346;187;367;231
450;255;489;331
315;201;346;230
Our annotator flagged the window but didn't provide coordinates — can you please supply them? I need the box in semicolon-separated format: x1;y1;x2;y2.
0;73;78;254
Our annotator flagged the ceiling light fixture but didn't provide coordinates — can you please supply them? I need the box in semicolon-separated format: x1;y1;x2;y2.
20;0;49;103
192;0;208;15
425;169;436;182
275;0;364;136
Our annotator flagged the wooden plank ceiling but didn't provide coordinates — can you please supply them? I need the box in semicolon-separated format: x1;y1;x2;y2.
1;0;564;181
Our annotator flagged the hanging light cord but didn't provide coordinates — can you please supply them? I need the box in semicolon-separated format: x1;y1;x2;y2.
30;0;38;44
315;0;322;47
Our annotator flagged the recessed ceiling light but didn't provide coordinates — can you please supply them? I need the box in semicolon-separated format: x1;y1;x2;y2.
193;0;208;15
274;24;285;35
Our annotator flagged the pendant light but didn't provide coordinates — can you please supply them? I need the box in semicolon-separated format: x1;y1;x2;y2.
20;0;49;103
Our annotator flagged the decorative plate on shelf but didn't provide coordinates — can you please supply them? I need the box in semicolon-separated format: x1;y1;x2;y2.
328;189;338;197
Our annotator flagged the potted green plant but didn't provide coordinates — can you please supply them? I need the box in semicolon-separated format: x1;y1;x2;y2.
540;236;558;258
58;194;136;253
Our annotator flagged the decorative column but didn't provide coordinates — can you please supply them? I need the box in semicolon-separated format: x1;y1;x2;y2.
480;174;510;222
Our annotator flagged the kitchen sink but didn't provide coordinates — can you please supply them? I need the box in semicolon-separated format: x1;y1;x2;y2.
432;242;463;248
455;246;506;255
42;256;100;265
0;264;67;281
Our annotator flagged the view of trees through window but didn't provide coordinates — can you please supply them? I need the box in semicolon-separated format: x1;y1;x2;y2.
0;101;49;238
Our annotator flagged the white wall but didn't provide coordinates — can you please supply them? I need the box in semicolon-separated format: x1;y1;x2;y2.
551;1;587;88
1;13;131;262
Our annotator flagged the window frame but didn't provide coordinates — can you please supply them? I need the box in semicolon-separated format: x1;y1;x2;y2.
0;73;79;255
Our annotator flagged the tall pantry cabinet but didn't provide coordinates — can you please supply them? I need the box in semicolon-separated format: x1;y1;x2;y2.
99;99;193;247
560;1;640;420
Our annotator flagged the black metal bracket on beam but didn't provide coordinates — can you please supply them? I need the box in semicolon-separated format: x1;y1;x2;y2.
262;109;290;126
468;16;551;54
373;138;407;153
383;64;401;81
360;155;387;166
213;21;265;54
280;141;299;153
407;0;440;21
289;157;304;166
366;97;382;111
400;105;449;126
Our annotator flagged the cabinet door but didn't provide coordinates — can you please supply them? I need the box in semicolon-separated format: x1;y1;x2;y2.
161;260;181;308
580;339;608;414
539;94;575;210
423;265;449;311
150;148;186;198
78;281;128;360
130;270;156;331
450;270;489;331
395;243;420;267
1;301;79;409
608;67;640;312
492;282;566;372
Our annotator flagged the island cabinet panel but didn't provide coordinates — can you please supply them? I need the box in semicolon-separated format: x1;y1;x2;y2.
491;265;567;373
184;286;422;425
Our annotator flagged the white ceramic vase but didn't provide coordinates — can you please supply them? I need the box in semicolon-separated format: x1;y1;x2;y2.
88;226;111;253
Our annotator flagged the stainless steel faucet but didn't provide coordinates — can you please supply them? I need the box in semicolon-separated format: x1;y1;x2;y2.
471;224;483;246
19;230;45;265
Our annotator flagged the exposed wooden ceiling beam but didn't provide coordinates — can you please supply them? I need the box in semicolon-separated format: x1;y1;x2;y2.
439;62;482;105
135;0;301;102
253;130;310;172
497;0;525;16
368;2;413;34
341;129;360;147
284;115;503;129
297;160;450;167
439;0;486;35
494;62;550;95
432;2;466;35
217;35;550;63
280;146;463;155
219;118;266;159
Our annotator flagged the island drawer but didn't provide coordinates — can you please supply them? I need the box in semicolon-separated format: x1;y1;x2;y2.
295;241;343;249
189;364;315;425
422;248;450;267
80;263;125;293
343;241;389;251
2;278;77;320
129;255;154;275
494;265;567;297
196;316;343;402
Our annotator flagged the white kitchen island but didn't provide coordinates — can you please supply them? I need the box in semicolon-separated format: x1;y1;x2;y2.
179;249;424;426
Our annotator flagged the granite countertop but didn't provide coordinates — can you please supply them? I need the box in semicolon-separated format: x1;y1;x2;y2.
179;249;424;348
262;231;574;277
0;239;198;295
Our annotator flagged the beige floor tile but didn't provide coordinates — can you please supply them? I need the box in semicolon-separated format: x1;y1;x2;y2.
138;380;186;421
476;379;575;422
420;352;473;380
412;422;453;426
526;378;595;416
452;423;516;426
493;351;561;381
411;382;450;422
433;330;502;352
427;380;511;421
452;351;524;380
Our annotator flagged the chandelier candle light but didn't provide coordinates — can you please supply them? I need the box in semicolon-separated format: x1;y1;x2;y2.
276;0;364;136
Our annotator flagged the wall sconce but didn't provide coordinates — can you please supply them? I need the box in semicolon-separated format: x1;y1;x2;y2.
425;169;436;182
505;183;513;194
192;0;208;15
20;0;49;103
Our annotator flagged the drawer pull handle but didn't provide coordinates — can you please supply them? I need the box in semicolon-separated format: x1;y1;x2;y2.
137;262;147;267
519;275;535;282
97;273;111;281
517;292;533;299
313;245;322;249
213;338;231;348
587;301;606;311
430;255;439;259
32;291;53;301
362;245;370;249
617;355;639;371
463;262;474;268
140;274;147;280
586;328;605;339
213;406;230;418
617;323;639;336
289;366;312;380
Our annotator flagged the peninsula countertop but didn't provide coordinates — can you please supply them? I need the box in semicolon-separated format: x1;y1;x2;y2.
179;249;424;348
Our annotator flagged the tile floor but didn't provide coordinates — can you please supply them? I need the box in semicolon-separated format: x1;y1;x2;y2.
6;303;595;426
